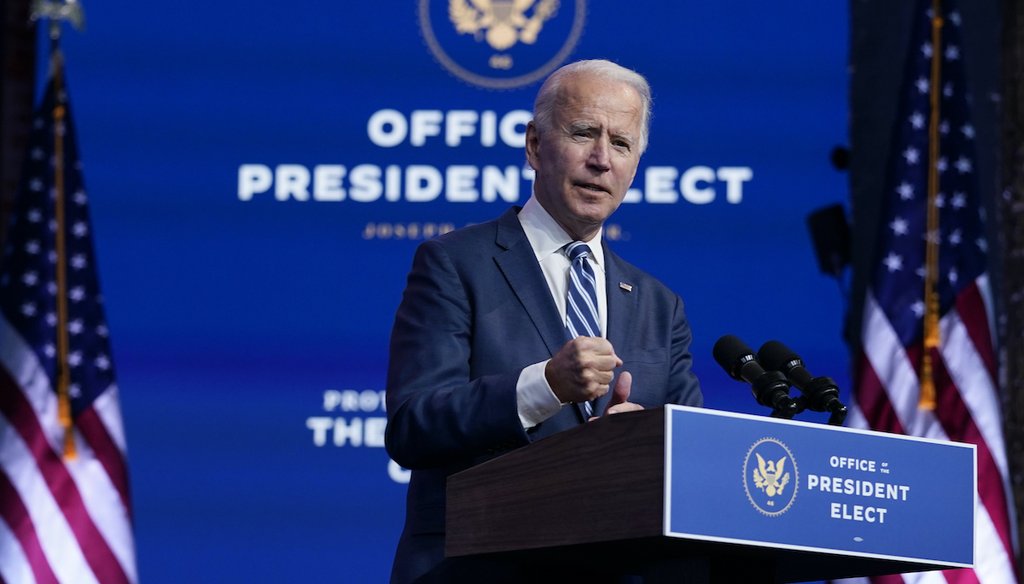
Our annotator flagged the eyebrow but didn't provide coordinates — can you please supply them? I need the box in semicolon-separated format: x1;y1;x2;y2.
565;121;636;145
566;121;596;133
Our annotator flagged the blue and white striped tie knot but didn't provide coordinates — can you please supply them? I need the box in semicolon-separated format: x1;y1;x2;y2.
565;240;591;264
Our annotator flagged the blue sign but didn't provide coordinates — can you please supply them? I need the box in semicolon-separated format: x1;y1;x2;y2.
665;406;974;566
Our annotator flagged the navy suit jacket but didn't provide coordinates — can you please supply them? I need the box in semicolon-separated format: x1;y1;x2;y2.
385;207;702;583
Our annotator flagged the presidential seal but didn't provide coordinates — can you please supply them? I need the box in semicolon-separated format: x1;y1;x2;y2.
418;0;587;89
743;437;799;517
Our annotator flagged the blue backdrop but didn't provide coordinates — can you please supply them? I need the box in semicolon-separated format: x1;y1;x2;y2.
45;1;850;580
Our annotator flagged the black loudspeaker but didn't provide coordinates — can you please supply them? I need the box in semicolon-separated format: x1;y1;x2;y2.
806;204;851;277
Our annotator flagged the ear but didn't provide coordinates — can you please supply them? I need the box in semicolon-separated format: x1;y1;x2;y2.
525;121;541;170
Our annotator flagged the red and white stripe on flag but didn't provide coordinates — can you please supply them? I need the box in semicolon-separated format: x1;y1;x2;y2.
843;279;1017;584
0;315;137;584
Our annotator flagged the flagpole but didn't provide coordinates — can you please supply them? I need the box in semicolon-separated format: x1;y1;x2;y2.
51;31;76;460
920;0;944;411
29;0;86;460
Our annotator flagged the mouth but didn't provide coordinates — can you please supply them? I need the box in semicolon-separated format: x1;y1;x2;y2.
574;181;609;194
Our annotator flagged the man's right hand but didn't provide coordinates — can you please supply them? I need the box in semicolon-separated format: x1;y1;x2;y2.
545;336;623;404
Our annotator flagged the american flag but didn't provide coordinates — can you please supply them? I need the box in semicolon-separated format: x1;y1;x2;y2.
0;53;137;583
845;1;1018;583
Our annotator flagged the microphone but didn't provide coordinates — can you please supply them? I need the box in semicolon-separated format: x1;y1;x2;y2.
758;340;848;426
713;335;798;418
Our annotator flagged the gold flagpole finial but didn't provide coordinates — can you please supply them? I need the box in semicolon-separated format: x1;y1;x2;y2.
29;0;86;33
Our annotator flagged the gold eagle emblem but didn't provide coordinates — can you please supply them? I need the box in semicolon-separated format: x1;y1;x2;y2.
449;0;560;51
753;452;790;497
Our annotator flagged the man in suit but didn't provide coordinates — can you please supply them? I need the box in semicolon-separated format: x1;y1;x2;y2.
385;59;703;583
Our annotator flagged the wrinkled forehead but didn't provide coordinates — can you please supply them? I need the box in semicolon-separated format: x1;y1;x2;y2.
554;75;644;130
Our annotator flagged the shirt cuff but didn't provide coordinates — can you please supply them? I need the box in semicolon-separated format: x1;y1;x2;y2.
517;360;563;429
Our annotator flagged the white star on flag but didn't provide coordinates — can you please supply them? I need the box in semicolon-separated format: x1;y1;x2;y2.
883;252;904;272
955;157;973;173
890;217;909;235
910;300;926;317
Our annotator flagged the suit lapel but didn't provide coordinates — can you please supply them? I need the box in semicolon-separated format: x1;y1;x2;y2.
492;208;567;358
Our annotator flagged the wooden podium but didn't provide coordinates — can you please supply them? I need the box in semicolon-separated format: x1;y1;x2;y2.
446;406;975;583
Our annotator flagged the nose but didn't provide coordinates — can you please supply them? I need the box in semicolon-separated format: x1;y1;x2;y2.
587;138;611;171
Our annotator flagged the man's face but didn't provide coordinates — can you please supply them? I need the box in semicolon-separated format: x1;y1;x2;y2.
526;73;644;241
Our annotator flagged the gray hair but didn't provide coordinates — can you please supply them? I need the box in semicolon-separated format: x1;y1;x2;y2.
532;59;653;153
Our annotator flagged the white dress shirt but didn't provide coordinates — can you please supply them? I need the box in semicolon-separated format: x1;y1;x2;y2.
514;195;607;428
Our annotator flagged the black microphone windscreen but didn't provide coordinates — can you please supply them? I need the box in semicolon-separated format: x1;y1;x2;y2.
758;340;801;372
713;335;756;379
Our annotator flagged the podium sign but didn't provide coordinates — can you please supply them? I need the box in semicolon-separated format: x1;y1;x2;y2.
665;406;974;567
447;406;975;581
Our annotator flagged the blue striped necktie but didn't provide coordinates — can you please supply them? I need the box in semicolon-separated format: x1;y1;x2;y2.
564;241;601;417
